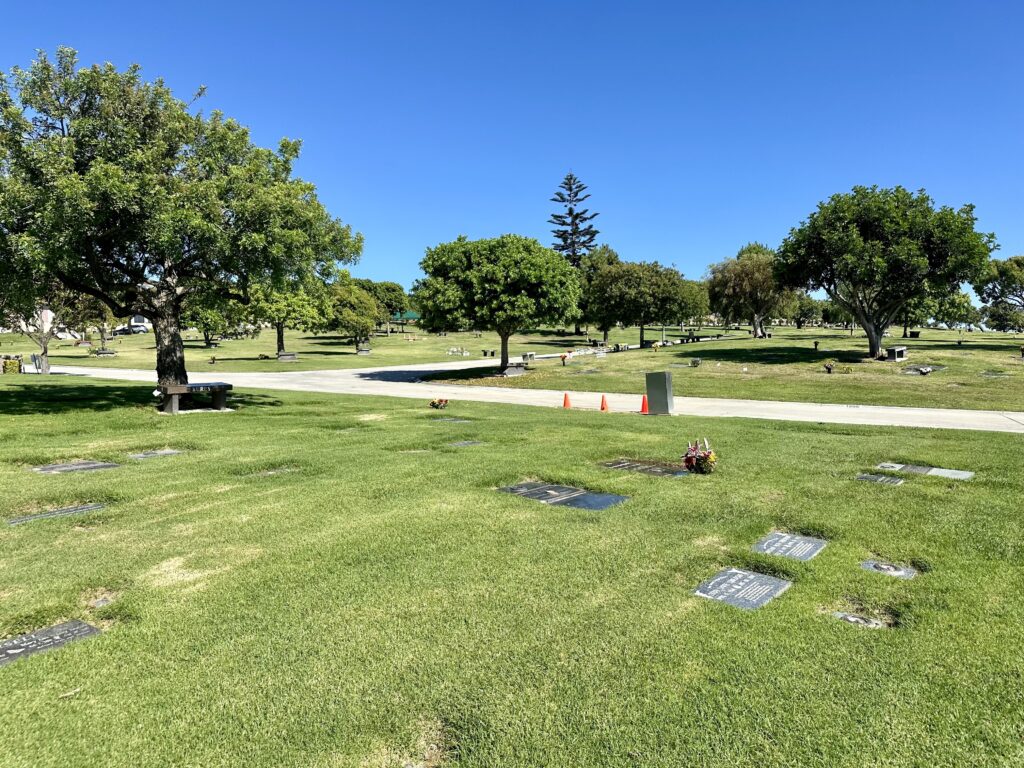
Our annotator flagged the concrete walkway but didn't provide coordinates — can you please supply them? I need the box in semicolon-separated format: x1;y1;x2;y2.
43;360;1024;434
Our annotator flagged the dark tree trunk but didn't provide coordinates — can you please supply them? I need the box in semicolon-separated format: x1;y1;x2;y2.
865;323;885;358
38;336;51;375
276;321;286;355
499;332;510;371
902;320;909;338
574;322;582;335
203;329;213;347
603;328;609;343
152;305;188;386
639;325;645;345
795;318;804;330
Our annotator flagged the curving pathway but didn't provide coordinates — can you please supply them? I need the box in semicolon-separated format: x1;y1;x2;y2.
42;360;1024;434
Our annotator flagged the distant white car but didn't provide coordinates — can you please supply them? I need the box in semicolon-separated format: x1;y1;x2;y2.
113;324;150;336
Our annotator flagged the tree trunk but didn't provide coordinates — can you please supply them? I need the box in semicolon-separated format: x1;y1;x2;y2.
795;318;804;330
152;305;188;386
499;332;510;371
865;324;883;358
602;328;609;343
752;314;764;338
574;323;582;335
902;320;909;338
276;321;286;354
639;325;645;345
99;325;109;351
38;336;51;375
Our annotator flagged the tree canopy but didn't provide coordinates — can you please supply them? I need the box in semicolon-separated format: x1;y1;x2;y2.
549;172;599;269
977;256;1024;313
414;235;579;369
776;186;994;357
708;243;793;337
0;47;361;384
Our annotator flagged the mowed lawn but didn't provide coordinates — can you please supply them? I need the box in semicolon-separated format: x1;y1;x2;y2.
1;379;1022;767
435;326;1024;412
0;326;647;373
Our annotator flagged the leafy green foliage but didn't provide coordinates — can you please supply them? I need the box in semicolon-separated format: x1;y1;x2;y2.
414;235;579;367
0;48;361;384
549;172;599;269
790;292;823;329
329;279;379;342
708;244;793;337
587;261;685;343
777;186;994;356
977;255;1024;312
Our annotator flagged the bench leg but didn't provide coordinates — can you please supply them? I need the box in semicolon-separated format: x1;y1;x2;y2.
212;391;227;411
165;393;179;415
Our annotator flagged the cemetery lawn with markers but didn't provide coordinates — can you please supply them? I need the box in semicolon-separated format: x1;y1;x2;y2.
1;377;1022;767
434;326;1024;412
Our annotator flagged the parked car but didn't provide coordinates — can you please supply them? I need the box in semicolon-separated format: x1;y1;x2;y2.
113;324;150;336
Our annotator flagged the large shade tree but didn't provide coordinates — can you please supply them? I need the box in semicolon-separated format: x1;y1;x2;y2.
414;235;579;370
588;261;682;345
776;186;994;357
977;256;1024;314
707;243;792;337
0;48;361;385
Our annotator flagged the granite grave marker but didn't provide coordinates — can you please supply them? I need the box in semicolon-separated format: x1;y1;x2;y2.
7;503;105;526
856;473;904;486
876;462;974;480
0;620;100;666
32;460;119;475
693;568;792;610
500;481;628;511
601;459;688;478
752;531;827;561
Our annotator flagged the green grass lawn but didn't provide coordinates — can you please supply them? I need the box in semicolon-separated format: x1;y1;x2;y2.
434;326;1024;412
1;377;1022;766
0;325;649;373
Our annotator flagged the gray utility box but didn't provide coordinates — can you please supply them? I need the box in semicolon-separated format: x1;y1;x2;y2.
645;371;674;415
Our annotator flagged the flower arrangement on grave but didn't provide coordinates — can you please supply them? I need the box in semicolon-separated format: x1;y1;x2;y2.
683;438;718;474
429;398;449;409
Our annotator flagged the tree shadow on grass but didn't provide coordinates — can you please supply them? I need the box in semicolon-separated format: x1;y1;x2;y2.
667;344;865;365
0;382;284;416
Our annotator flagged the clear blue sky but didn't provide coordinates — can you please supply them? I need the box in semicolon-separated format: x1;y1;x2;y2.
6;1;1022;288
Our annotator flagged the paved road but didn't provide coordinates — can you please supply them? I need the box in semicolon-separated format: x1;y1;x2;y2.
42;360;1024;434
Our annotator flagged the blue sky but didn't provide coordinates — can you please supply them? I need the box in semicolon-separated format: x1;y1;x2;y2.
6;1;1022;288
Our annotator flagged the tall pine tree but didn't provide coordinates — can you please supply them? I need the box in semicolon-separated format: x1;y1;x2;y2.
549;172;600;269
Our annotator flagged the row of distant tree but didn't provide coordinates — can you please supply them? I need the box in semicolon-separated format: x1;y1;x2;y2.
3;50;1024;385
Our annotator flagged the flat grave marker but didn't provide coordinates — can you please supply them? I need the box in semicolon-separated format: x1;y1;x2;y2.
833;612;886;629
0;620;100;666
877;462;974;481
128;449;183;460
857;473;904;486
601;459;688;478
32;460;119;475
500;481;628;511
752;531;827;561
7;503;105;526
861;560;917;579
693;568;791;610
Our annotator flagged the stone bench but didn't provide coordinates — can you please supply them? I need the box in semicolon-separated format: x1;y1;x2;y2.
159;382;232;414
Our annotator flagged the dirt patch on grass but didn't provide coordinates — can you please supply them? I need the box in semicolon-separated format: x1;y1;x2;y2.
357;413;388;422
83;587;119;610
693;534;729;552
360;717;452;768
143;548;261;591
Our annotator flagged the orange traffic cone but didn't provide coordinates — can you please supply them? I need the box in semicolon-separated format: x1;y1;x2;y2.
563;392;572;409
640;394;649;414
600;395;610;412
